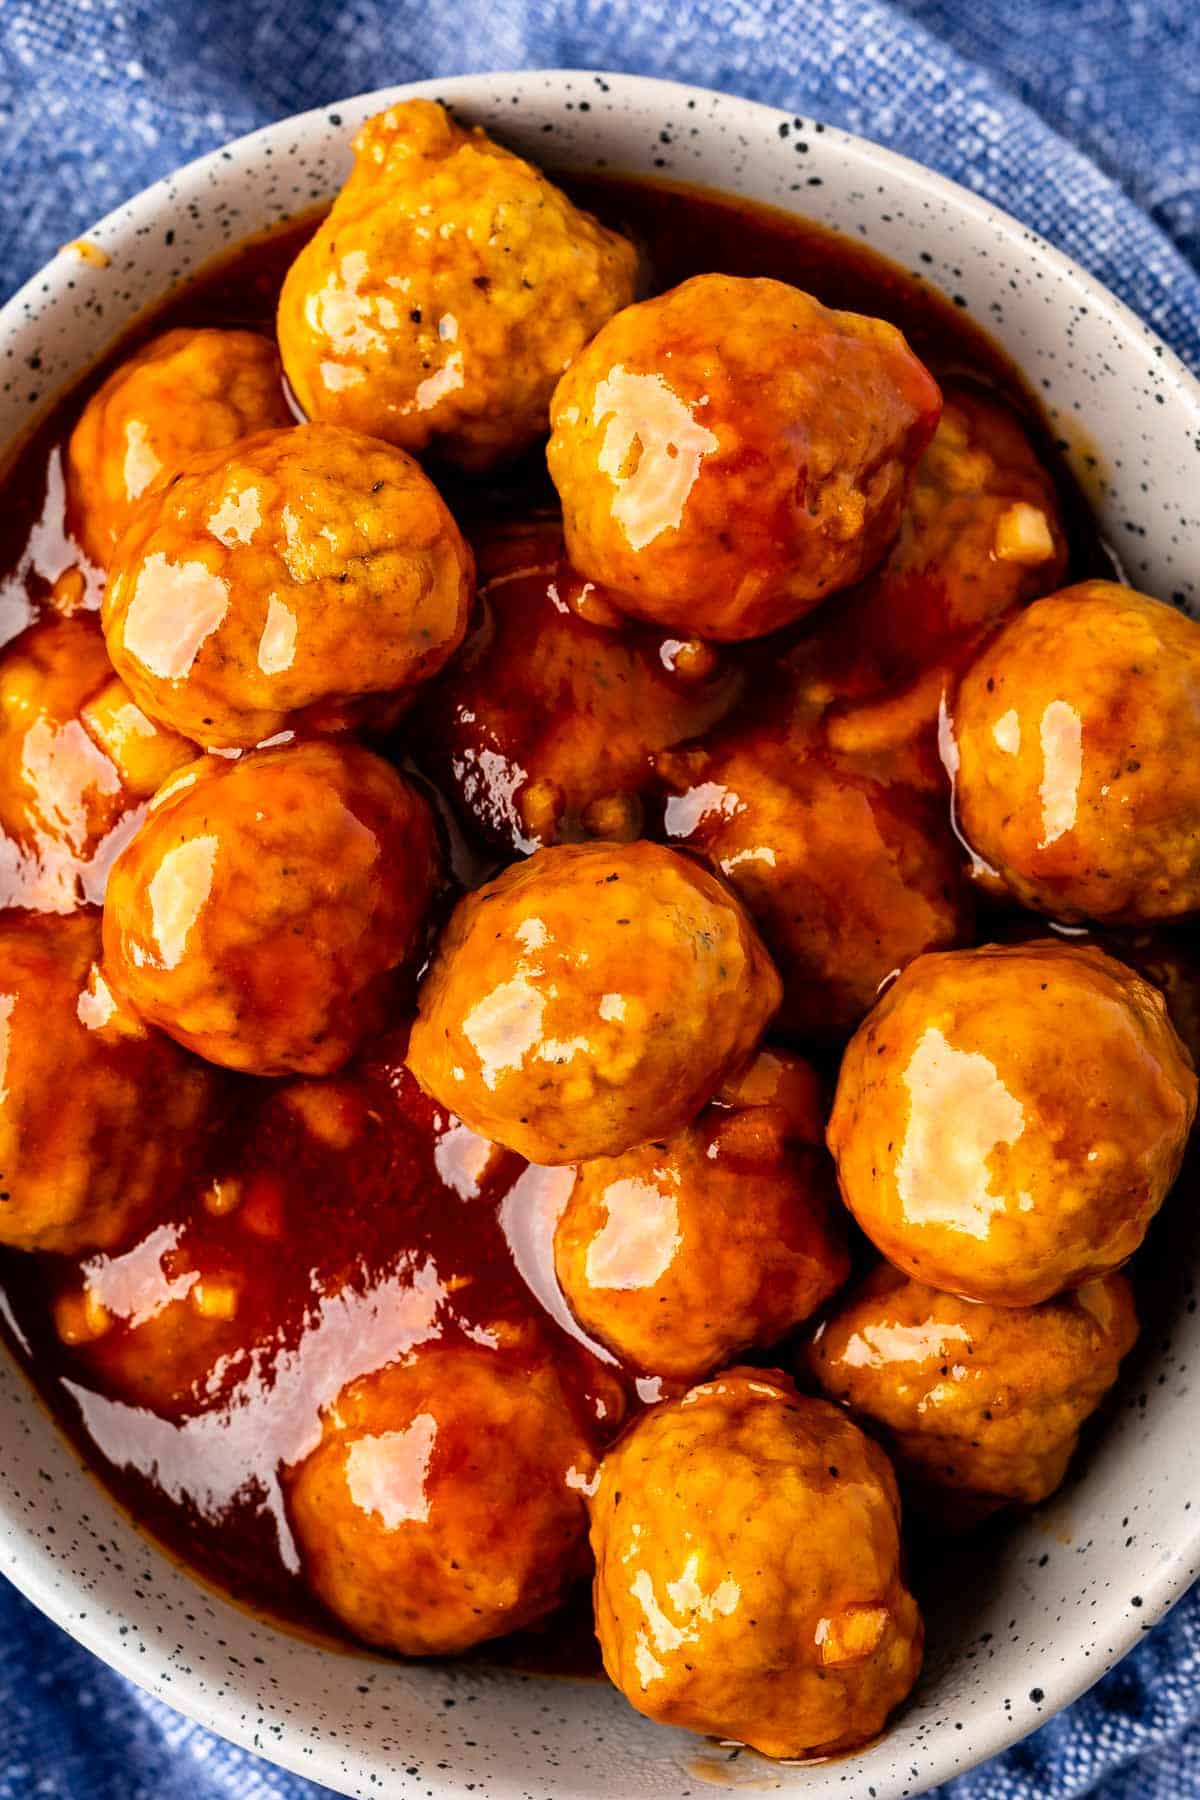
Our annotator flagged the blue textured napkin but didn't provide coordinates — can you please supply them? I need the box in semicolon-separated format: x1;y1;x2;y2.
1;4;1198;1797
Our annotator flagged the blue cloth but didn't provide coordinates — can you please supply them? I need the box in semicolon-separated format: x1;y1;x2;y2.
0;3;1198;1797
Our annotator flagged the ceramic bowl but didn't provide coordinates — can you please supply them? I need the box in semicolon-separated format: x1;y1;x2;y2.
1;69;1199;1800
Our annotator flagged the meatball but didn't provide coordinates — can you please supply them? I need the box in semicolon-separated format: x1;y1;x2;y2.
0;912;215;1252
286;1342;593;1653
807;1265;1137;1522
947;582;1200;921
771;386;1067;776
420;518;742;851
407;840;781;1163
102;741;442;1075
0;615;192;911
590;1368;922;1758
101;422;473;749
67;328;292;567
277;100;637;470
659;730;970;1038
835;386;1067;686
547;274;941;640
715;1041;828;1142
828;942;1196;1306
554;1051;847;1380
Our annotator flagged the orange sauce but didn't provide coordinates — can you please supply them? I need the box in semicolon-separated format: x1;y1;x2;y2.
0;173;1122;1658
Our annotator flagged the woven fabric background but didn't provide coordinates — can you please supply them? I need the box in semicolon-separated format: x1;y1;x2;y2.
0;1;1198;1795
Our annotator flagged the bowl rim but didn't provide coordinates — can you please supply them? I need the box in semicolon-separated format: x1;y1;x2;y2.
5;68;1199;435
1;64;1198;1800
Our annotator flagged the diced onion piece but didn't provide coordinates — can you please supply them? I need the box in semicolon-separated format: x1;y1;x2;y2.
568;581;625;630
826;664;947;757
55;1286;113;1345
582;791;641;840
817;1603;891;1666
191;1278;239;1321
661;637;719;682
202;1176;243;1217
281;1080;359;1149
994;502;1055;565
519;776;564;842
50;567;88;615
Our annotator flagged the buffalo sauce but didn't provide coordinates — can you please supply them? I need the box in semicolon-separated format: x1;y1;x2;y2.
0;174;1111;1657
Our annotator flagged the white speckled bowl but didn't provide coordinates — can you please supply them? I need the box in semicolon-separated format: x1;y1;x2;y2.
1;69;1199;1800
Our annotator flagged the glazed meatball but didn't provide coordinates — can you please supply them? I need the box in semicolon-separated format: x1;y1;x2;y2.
773;386;1067;774
420;519;742;851
835;386;1067;685
277;101;637;470
407;840;781;1163
807;1265;1137;1521
101;422;473;749
590;1368;922;1758
102;741;442;1075
948;583;1200;921
828;942;1196;1305
547;274;941;640
287;1342;593;1653
659;731;970;1038
0;912;215;1252
554;1051;848;1380
67;328;292;567
0;614;192;911
715;1041;829;1140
